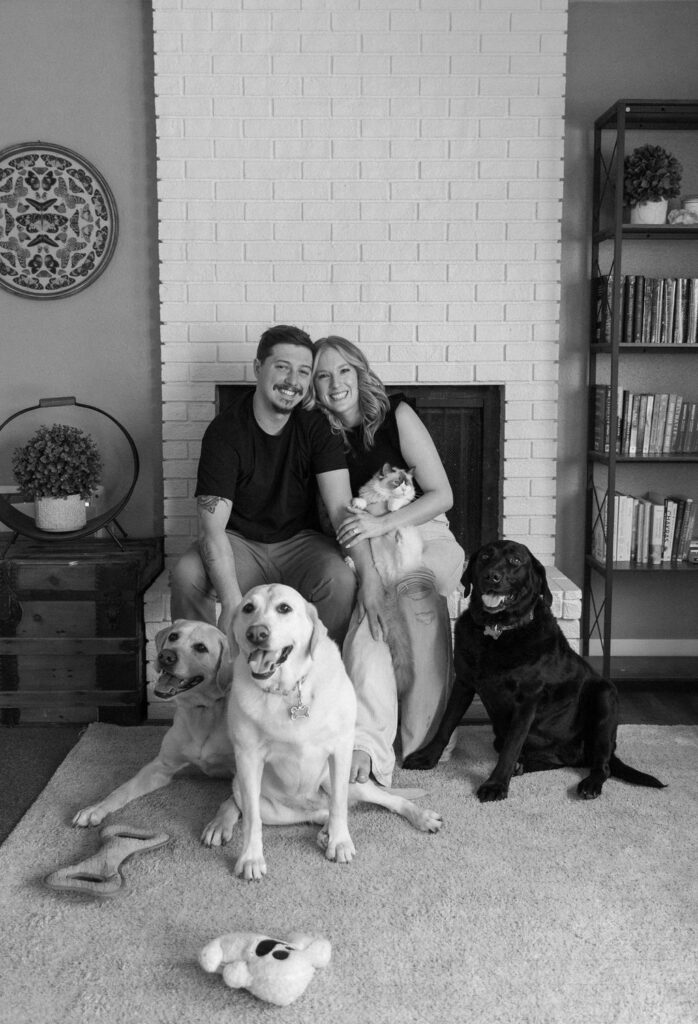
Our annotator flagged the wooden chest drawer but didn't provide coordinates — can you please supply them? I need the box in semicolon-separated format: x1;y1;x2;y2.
0;537;163;724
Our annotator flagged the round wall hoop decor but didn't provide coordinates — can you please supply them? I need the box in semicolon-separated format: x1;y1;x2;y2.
0;141;118;299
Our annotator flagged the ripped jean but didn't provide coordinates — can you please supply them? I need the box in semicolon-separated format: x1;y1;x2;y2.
342;516;466;787
169;529;357;647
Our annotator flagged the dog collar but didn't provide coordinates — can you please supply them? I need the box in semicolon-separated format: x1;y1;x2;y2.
265;675;310;720
483;608;535;639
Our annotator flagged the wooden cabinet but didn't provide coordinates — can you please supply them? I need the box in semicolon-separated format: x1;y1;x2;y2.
583;99;698;683
0;537;162;723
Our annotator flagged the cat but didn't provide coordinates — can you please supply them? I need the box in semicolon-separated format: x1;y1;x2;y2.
350;463;417;516
347;464;423;584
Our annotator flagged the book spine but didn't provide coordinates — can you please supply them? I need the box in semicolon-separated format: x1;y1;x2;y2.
669;498;686;562
661;394;678;454
683;403;698;454
661;499;678;562
642;394;654;457
632;275;645;344
627;396;641;457
596;273;614;343
650;278;664;345
623;275;636;345
630;498;641;563
642;278;654;345
649;393;669;456
638;499;651;565
620;390;632;454
635;394;648;456
671;397;685;453
614;493;633;563
679;503;696;560
674;278;686;345
663;278;677;345
673;498;694;561
591;385;607;453
649;504;664;566
687;279;698;345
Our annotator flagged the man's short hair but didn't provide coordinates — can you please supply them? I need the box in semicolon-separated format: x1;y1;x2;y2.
256;325;313;363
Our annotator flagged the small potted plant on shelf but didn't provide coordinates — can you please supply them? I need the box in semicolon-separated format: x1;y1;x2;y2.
623;143;682;225
12;423;103;532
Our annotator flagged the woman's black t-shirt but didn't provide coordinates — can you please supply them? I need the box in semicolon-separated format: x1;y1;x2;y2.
344;394;411;494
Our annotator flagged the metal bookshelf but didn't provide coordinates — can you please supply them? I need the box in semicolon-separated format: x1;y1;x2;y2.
583;99;698;683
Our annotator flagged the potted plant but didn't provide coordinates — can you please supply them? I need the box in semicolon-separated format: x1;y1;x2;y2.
623;144;682;225
12;423;102;531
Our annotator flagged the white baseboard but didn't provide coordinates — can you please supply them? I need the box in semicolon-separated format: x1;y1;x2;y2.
588;639;698;657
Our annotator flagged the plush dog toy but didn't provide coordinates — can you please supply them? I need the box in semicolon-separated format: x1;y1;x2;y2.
199;930;331;1006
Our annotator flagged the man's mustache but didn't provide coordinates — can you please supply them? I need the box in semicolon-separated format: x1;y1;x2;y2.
273;383;303;396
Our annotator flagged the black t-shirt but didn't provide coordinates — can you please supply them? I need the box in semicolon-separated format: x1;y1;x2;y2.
344;394;411;494
195;389;347;543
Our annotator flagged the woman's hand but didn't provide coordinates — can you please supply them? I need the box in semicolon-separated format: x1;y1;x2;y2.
355;572;388;641
336;509;389;548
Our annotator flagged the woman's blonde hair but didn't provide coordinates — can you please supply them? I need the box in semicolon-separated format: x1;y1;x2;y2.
312;336;390;449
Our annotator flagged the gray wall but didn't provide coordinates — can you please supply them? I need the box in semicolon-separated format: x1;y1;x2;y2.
558;1;698;637
0;0;161;537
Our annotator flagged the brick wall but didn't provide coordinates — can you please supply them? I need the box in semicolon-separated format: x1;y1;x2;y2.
147;0;572;711
152;0;569;565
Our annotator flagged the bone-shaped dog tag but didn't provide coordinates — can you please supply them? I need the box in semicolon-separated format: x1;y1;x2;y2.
289;677;309;720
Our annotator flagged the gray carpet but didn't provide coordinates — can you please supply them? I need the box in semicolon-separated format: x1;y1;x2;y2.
0;723;696;1024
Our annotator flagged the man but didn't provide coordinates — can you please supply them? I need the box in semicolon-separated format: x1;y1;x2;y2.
170;324;383;647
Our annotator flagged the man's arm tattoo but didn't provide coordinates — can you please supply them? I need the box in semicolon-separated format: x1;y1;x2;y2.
198;495;221;515
200;535;215;568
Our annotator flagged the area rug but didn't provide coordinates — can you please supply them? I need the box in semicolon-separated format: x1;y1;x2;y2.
1;724;696;1024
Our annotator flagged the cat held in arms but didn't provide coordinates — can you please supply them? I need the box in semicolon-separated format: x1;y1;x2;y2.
346;463;423;584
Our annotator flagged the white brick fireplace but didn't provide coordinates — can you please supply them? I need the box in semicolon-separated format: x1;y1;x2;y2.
146;0;579;706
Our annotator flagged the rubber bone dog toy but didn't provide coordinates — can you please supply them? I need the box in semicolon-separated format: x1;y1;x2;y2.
199;930;332;1006
44;824;170;897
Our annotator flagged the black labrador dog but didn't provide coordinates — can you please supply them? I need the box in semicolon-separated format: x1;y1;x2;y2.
403;540;665;801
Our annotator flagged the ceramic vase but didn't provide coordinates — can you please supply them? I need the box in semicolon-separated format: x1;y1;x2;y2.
629;198;668;225
35;494;86;531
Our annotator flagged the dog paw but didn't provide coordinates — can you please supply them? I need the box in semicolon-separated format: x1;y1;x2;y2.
201;819;232;847
328;838;356;864
412;807;443;833
72;805;107;828
477;781;509;802
402;745;441;771
317;827;355;864
577;775;603;800
201;799;241;846
234;853;267;881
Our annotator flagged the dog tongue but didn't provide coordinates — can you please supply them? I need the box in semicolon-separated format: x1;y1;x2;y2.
247;649;278;677
482;592;507;610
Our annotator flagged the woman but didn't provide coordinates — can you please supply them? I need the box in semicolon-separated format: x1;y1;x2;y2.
312;336;465;787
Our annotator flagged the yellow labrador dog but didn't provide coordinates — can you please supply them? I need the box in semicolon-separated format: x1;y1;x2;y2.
72;620;235;828
202;584;442;881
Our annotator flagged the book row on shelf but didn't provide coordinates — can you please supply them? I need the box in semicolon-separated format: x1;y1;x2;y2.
592;489;696;566
591;386;698;455
596;274;698;346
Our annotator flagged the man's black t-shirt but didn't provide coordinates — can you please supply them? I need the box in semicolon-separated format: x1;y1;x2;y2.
195;389;347;543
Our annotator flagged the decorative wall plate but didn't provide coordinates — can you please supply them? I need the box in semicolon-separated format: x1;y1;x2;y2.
0;141;118;299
